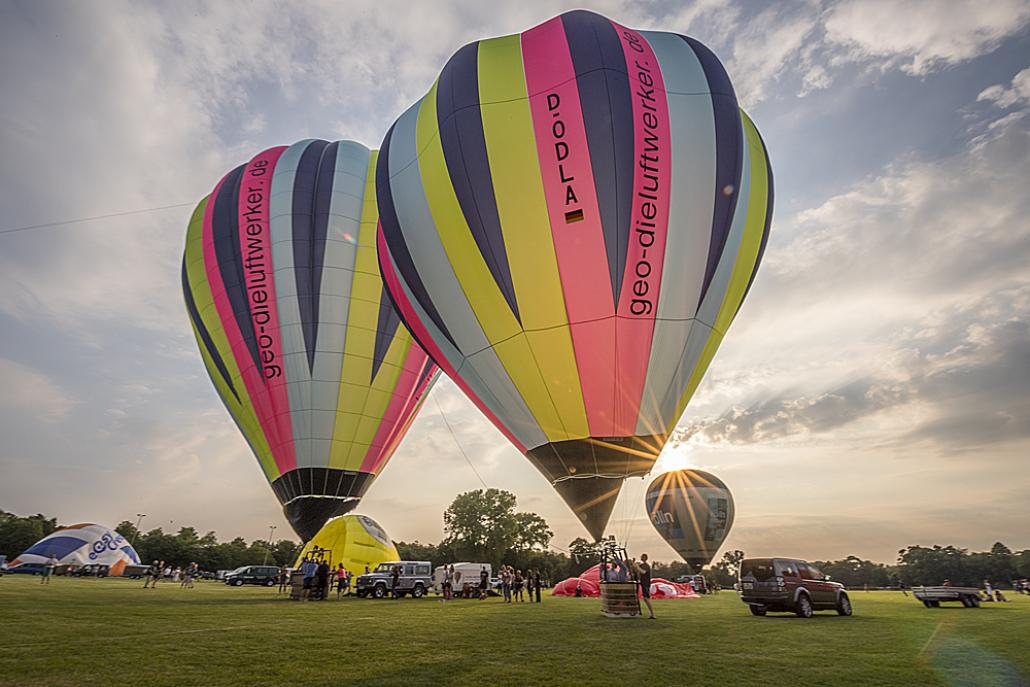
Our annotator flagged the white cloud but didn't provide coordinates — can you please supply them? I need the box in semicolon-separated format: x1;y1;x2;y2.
672;92;1030;453
823;0;1030;75
978;65;1030;107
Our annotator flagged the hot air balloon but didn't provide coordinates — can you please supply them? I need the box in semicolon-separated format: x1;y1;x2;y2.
375;10;772;540
294;514;399;575
10;523;141;576
646;469;734;571
183;140;439;541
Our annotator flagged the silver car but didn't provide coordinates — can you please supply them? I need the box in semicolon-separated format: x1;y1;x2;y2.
355;561;433;599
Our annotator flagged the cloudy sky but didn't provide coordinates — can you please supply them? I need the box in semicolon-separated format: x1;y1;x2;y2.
1;0;1027;564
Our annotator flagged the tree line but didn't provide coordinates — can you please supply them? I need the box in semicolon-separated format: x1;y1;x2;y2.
4;500;1028;586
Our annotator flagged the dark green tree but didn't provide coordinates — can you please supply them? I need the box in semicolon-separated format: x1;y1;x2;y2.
443;489;552;568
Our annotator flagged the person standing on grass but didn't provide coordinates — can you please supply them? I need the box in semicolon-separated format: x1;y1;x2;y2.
336;563;348;599
143;560;157;588
180;562;193;589
532;568;542;603
505;566;514;603
41;554;57;584
513;569;524;602
630;554;656;619
151;561;164;588
278;564;290;594
391;565;402;599
441;565;453;602
300;557;317;600
479;566;489;600
316;560;330;601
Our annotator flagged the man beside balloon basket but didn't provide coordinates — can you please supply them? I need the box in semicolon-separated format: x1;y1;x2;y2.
596;539;656;620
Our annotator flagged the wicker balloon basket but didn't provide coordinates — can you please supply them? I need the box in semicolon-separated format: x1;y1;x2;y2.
600;582;641;618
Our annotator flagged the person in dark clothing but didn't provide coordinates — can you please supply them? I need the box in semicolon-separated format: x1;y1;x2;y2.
532;568;542;603
391;565;401;599
316;561;330;600
630;554;656;619
479;566;489;600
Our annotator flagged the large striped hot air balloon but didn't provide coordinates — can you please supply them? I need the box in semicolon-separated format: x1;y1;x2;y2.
375;11;772;540
183;140;439;541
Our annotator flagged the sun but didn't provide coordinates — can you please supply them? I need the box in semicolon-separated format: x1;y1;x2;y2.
653;444;699;475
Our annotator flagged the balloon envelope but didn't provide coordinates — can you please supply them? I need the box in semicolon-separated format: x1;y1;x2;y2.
11;523;140;576
376;10;772;539
552;564;698;598
294;514;399;574
646;469;734;570
183;140;439;541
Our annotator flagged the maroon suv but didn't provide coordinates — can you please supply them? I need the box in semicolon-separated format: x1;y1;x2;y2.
738;558;853;618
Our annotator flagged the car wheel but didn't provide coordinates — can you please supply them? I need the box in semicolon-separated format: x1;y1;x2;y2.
372;584;386;599
232;578;244;587
923;600;934;608
795;594;814;618
749;604;767;616
265;578;275;587
836;593;853;616
412;583;425;599
969;595;981;608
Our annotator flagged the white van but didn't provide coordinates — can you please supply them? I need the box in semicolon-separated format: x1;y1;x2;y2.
433;562;491;595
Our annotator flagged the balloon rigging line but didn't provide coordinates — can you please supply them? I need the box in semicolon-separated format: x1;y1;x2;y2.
432;391;570;558
432;392;488;490
623;476;647;549
0;202;195;236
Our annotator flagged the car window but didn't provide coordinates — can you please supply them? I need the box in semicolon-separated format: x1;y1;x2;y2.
774;560;798;577
740;559;775;581
404;564;416;575
798;563;824;580
416;565;430;575
797;563;823;580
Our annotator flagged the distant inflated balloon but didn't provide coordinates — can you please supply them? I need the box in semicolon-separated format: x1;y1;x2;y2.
376;10;772;539
183;140;439;541
646;470;734;571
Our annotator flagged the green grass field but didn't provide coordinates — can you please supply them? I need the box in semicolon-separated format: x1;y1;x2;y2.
1;576;1027;686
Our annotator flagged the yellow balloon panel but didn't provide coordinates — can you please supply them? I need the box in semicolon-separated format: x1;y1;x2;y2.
294;514;399;575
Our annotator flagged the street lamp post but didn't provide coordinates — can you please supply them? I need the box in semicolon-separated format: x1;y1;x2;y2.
130;513;146;548
263;525;277;565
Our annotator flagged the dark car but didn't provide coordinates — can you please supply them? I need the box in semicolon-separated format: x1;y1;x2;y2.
71;564;109;577
8;563;47;575
224;565;280;587
738;557;852;618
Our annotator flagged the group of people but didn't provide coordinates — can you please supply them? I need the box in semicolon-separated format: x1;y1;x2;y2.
142;560;199;588
927;578;1027;602
142;560;199;589
294;557;364;600
498;565;541;603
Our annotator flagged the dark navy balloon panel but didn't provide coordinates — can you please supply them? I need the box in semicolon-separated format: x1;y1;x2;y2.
376;9;771;540
183;140;439;541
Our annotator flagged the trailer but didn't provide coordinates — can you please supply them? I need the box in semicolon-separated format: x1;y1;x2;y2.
912;586;983;608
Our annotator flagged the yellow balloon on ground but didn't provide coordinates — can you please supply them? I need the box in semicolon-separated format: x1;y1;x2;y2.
294;514;399;574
